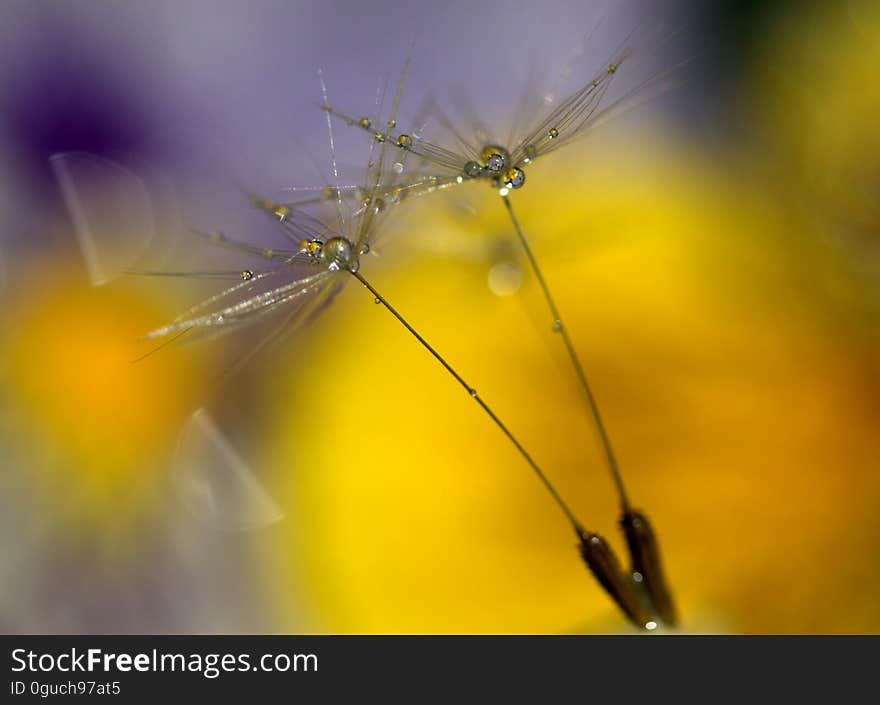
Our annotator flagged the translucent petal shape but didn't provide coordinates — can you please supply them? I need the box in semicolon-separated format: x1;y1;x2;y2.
172;408;284;531
50;152;155;285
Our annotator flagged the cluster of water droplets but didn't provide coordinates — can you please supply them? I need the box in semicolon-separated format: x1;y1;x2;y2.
461;144;530;193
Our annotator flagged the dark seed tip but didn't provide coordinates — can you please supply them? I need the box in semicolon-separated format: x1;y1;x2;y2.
620;509;678;627
577;530;653;630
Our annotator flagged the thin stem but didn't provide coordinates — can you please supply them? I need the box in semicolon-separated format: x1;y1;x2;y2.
349;268;583;532
501;195;631;511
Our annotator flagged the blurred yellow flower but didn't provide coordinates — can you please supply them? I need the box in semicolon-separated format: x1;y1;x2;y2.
259;136;880;633
753;1;880;236
1;257;207;546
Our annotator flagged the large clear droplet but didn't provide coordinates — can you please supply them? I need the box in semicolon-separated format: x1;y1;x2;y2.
171;409;284;532
50;152;156;286
486;154;505;173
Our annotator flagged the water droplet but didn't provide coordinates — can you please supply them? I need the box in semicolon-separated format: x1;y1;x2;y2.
321;237;353;268
523;144;538;162
396;134;413;148
320;102;332;112
607;63;617;74
645;621;658;631
300;237;324;259
463;161;482;178
360;243;371;255
358;116;371;129
393;162;405;174
374;297;381;304
503;167;526;189
486;154;505;173
547;127;559;139
481;145;510;170
633;571;644;583
373;132;386;143
469;388;478;397
386;119;397;128
240;270;254;281
552;319;562;332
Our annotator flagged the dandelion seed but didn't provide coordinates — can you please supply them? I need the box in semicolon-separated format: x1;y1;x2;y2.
621;509;678;626
578;529;652;629
319;25;686;627
137;53;653;631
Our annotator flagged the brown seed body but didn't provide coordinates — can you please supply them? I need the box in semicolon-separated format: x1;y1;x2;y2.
620;510;678;626
577;529;652;629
